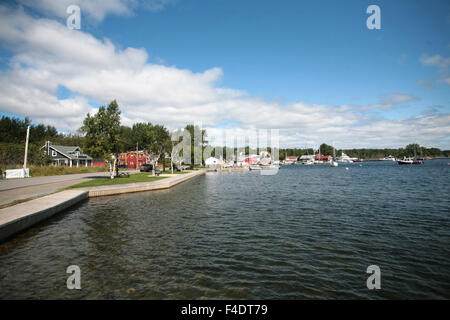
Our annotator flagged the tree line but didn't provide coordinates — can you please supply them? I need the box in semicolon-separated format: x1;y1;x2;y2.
1;100;448;171
279;143;449;160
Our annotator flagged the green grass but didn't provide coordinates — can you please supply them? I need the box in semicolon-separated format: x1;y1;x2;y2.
69;172;167;188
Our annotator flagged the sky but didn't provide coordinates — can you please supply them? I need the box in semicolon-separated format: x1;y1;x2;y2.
0;0;449;149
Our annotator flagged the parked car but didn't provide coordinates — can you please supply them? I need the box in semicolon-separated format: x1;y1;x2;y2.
139;164;153;172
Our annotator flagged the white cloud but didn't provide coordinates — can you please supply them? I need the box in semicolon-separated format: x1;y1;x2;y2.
359;93;419;111
420;54;450;85
0;5;449;149
17;0;175;21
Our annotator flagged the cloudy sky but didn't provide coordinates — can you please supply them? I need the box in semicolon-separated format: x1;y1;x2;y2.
0;0;449;149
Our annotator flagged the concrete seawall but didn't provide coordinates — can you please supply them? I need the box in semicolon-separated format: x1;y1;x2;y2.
0;170;205;242
0;189;89;242
86;169;206;197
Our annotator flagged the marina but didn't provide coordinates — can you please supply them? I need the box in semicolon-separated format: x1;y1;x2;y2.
0;159;449;299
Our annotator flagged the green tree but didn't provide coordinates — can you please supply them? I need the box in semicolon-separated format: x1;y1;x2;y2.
184;125;207;168
405;143;421;157
80;100;121;159
150;124;171;171
131;122;154;150
318;143;334;156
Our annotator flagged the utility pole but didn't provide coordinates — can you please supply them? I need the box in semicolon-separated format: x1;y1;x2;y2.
23;125;30;175
171;140;174;174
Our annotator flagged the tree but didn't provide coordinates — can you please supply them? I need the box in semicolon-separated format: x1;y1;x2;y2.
131;122;154;150
184;125;207;168
80;100;121;159
149;125;171;171
117;125;134;152
318;143;334;156
405;143;421;157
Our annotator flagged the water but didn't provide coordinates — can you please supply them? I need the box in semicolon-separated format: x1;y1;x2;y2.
0;160;449;299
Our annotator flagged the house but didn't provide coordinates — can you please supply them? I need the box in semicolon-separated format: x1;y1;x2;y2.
118;150;149;169
205;157;221;167
284;155;298;164
42;141;93;167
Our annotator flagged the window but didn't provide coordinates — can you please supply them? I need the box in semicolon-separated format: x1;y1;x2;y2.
52;150;57;157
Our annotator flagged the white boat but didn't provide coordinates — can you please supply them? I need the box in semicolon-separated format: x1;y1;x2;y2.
249;165;262;170
338;152;354;163
381;155;396;161
300;155;315;165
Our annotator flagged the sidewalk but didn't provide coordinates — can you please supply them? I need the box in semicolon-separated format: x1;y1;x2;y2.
0;170;138;206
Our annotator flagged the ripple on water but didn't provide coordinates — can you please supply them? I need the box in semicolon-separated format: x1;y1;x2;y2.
0;160;449;299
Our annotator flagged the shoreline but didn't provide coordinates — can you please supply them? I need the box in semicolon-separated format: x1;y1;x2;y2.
0;169;206;243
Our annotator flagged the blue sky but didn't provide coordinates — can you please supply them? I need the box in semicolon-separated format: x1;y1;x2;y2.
0;0;449;148
94;0;450;110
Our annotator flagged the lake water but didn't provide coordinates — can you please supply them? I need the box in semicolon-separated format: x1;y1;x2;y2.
0;159;449;299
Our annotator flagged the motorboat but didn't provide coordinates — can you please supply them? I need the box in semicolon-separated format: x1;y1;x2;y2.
398;157;423;165
338;152;354;163
381;155;396;161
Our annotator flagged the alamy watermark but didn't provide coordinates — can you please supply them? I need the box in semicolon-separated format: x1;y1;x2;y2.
66;5;81;30
366;265;381;289
366;5;381;30
66;265;81;290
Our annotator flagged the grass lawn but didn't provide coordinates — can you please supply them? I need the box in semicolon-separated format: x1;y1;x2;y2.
69;173;167;188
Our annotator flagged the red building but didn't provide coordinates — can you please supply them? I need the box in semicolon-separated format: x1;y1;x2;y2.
315;154;332;162
118;151;149;169
284;156;298;164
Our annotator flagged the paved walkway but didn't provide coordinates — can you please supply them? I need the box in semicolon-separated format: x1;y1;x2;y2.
0;170;138;206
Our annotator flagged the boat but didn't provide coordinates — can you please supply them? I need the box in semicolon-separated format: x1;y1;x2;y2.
398;145;425;165
398;157;424;165
249;165;262;170
381;155;396;161
338;152;354;163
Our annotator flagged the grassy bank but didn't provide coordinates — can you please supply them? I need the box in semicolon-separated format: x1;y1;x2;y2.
69;173;167;188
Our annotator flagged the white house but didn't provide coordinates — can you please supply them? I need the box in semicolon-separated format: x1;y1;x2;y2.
205;157;221;167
